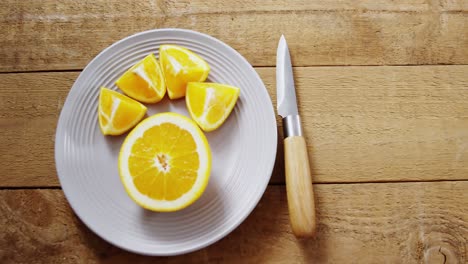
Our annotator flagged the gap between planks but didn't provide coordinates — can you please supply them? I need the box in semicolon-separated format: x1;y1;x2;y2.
3;179;468;190
2;64;468;74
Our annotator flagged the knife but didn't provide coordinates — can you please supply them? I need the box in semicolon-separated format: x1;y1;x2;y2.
276;35;317;237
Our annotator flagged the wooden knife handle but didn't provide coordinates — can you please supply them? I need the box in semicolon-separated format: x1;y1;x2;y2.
284;136;317;237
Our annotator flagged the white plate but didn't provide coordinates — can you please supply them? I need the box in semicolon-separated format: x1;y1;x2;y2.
55;29;277;256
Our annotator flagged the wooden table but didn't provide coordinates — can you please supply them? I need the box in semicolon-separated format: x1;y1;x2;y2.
1;1;467;263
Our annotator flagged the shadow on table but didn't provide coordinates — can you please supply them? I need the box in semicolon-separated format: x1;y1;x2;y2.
297;230;329;263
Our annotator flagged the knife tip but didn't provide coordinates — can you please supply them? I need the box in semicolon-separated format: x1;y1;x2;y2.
278;34;287;51
280;34;286;42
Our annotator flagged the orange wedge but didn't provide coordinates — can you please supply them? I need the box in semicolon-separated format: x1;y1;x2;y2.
186;82;240;132
116;53;166;103
98;87;147;135
159;45;210;99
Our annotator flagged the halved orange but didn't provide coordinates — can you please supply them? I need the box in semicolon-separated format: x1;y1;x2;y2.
118;113;212;212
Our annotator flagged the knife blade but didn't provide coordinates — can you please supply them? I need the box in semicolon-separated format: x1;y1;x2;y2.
276;35;298;118
276;35;317;238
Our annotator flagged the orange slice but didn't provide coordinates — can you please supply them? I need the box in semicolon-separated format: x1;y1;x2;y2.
159;45;210;99
98;87;147;135
186;82;240;132
115;53;166;103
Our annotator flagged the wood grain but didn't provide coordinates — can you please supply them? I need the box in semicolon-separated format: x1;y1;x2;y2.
2;1;467;264
1;1;467;72
0;72;78;186
284;136;316;237
1;66;467;187
261;65;468;183
1;182;467;263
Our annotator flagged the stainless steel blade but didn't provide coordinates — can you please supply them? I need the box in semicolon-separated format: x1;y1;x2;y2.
276;35;298;118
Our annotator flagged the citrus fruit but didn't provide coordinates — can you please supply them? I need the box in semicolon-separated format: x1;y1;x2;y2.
98;87;147;136
159;45;210;99
115;53;166;103
118;112;212;212
186;82;240;132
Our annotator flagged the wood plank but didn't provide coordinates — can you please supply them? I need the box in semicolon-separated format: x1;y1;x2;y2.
1;182;467;263
440;0;468;11
1;66;467;187
0;72;77;187
1;1;467;72
262;65;468;184
162;0;432;13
